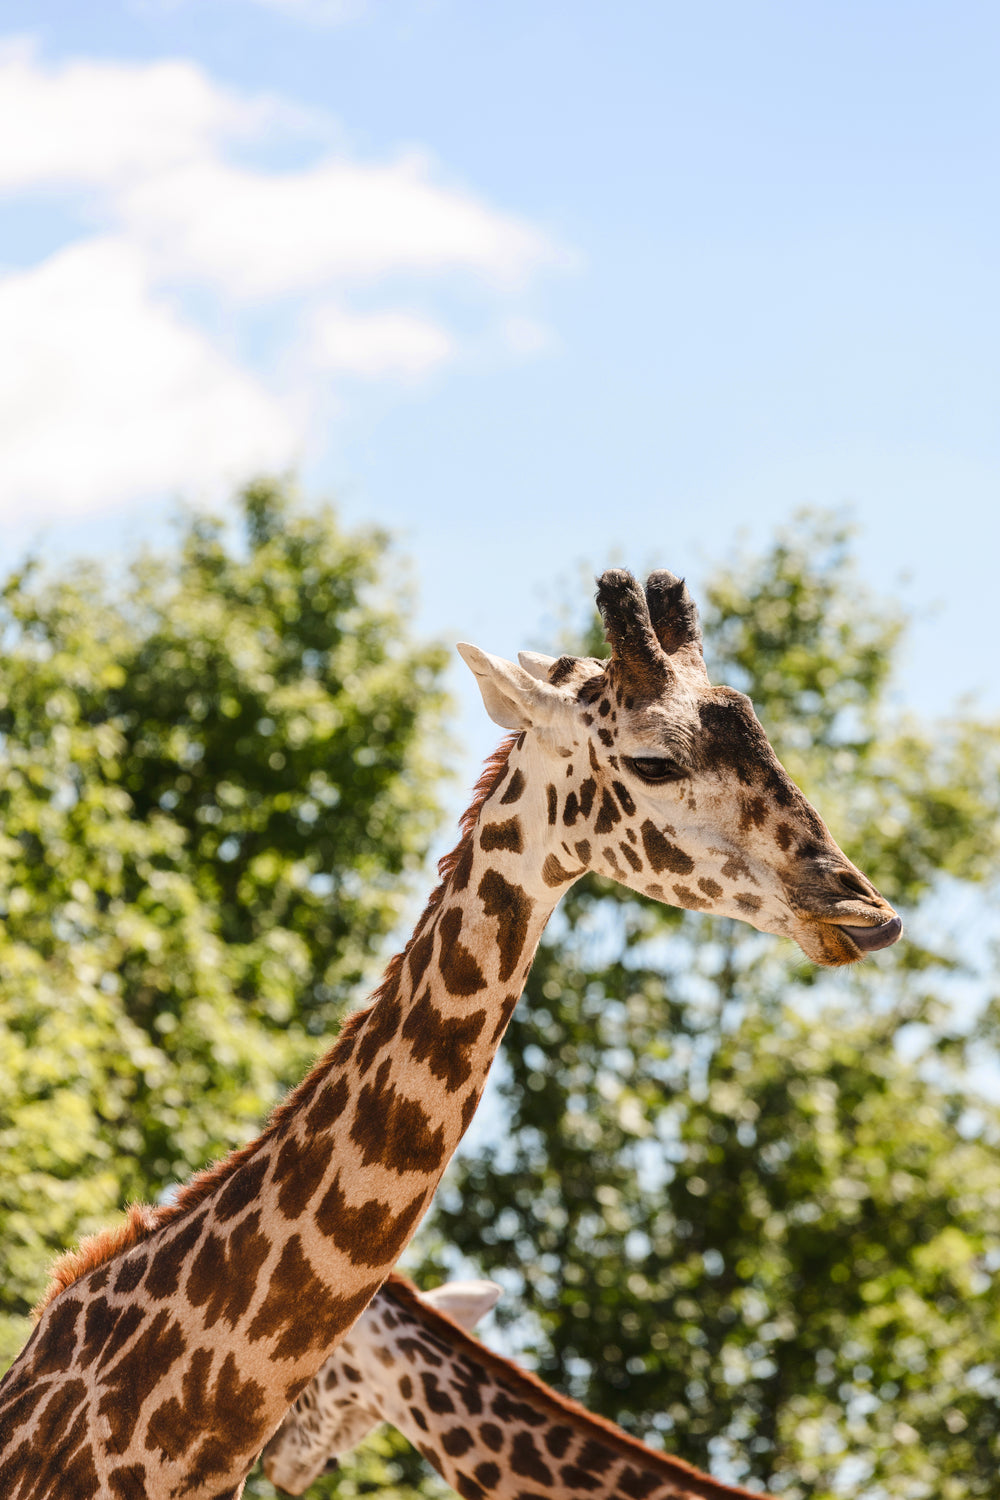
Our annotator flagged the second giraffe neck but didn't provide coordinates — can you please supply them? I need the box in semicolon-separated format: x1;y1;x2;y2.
340;1279;767;1500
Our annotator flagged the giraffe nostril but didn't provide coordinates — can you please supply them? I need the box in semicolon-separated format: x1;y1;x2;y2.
838;871;872;900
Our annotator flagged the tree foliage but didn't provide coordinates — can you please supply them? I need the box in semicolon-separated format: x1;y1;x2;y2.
0;480;449;1364
4;502;1000;1500
425;517;1000;1499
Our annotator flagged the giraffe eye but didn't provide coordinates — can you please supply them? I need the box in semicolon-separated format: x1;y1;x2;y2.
625;755;688;784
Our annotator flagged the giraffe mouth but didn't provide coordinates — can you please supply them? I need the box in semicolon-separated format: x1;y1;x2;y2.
792;908;903;966
830;915;903;953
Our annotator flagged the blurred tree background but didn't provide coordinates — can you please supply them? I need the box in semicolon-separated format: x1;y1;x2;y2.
1;495;999;1500
0;480;448;1365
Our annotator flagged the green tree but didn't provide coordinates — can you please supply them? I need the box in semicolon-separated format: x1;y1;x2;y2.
426;517;1000;1499
0;480;448;1365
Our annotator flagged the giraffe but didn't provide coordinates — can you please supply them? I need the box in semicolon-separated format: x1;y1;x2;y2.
263;1272;773;1500
0;571;901;1499
263;1276;504;1493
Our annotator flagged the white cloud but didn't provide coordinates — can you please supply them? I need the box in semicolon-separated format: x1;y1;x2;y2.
0;42;567;519
304;303;454;378
0;43;558;295
0;238;299;519
121;153;556;299
0;39;267;192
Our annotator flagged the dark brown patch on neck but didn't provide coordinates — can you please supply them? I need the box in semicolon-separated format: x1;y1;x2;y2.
438;908;488;996
477;870;536;982
350;1058;446;1172
315;1176;427;1268
402;992;487;1092
247;1235;382;1356
499;767;526;805
479;817;523;854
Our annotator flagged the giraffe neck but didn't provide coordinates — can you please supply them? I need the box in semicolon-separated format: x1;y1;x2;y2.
273;1275;771;1500
0;737;567;1499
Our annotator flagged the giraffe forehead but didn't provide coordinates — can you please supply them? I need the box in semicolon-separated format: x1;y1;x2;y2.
599;681;705;751
693;689;786;777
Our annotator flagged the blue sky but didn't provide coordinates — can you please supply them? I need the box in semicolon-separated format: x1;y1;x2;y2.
1;1;998;778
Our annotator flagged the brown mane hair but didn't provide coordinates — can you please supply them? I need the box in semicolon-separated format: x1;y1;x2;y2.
36;735;518;1315
384;1271;771;1500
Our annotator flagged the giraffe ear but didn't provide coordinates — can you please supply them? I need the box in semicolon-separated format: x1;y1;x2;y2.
420;1279;502;1330
457;643;573;736
517;650;559;682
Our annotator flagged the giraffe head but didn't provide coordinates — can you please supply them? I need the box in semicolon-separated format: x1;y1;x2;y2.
262;1280;502;1494
460;569;900;966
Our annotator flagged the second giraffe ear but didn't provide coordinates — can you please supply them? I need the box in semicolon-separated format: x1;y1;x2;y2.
457;643;575;738
420;1279;502;1330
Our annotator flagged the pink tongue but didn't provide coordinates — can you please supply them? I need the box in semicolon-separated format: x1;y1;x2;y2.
840;916;903;952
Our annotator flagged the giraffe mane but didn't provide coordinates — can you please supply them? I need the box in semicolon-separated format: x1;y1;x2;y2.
384;1270;771;1500
34;735;518;1317
436;732;519;886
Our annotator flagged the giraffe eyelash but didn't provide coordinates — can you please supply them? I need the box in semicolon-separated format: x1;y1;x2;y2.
623;755;689;784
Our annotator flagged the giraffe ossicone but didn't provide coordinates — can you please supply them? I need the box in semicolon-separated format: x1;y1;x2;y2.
264;1273;772;1500
0;570;899;1498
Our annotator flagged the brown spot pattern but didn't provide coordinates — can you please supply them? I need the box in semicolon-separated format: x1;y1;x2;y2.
402;989;486;1092
31;1297;81;1376
594;790;621;834
272;1131;337;1219
510;1430;553;1484
215;1154;269;1222
672;884;709;909
407;929;436;989
618;842;642;873
478;869;535;982
108;1465;148;1500
612;779;636;815
420;1371;456;1414
640;819;694;875
545;1426;574;1459
316;1174;427;1267
247;1236;381;1357
740;795;768;831
144;1209;209;1301
186;1211;270;1327
304;1075;351;1135
356;985;404;1076
480;817;523;854
351;1057;446;1173
499;767;525;804
179;1352;268;1487
97;1307;187;1454
489;993;519;1045
439;908;488;996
